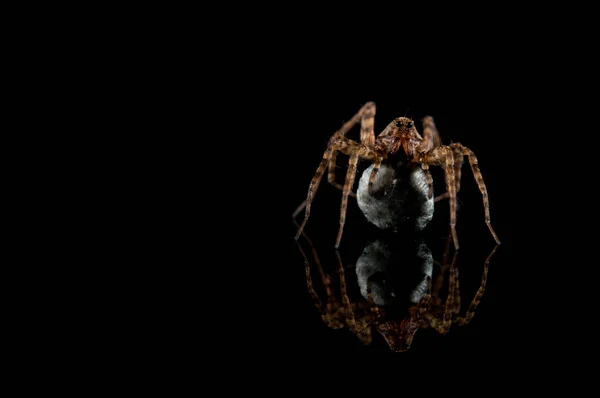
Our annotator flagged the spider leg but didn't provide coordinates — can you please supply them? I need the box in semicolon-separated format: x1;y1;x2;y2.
421;147;459;249
367;158;382;195
454;144;501;245
421;116;443;151
296;136;377;244
292;200;306;222
420;116;443;200
452;265;462;317
434;147;464;202
432;229;453;307
297;241;329;324
452;146;464;195
455;244;499;326
295;102;379;242
336;251;356;328
360;103;379;195
443;147;460;250
433;193;450;203
421;164;434;199
431;260;445;308
438;251;459;334
422;261;457;334
295;147;335;240
300;235;362;330
336;252;376;344
328;152;356;197
330;102;375;193
335;153;360;248
336;101;376;139
292;155;356;226
359;102;376;146
418;276;433;316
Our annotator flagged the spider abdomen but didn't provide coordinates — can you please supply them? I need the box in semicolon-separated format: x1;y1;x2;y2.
356;239;433;307
356;162;433;232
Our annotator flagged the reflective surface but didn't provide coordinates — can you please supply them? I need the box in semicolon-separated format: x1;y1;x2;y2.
296;225;499;353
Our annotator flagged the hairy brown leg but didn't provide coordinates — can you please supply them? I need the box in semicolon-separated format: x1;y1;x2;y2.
432;231;454;308
292;154;355;225
441;263;458;333
298;242;330;326
327;152;357;197
327;153;344;190
360;102;376;145
452;147;464;195
336;252;376;344
298;243;323;307
434;193;450;202
292;200;306;222
455;144;501;245
421;116;443;151
332;101;375;191
419;276;433;316
292;203;322;273
421;164;434;199
336;251;356;328
423;263;456;334
336;153;359;248
367;158;382;195
360;103;381;195
455;244;499;326
434;193;449;202
439;252;459;333
443;148;459;250
299;236;356;330
434;147;464;202
421;147;458;249
295;101;378;242
295;136;377;243
451;266;462;316
336;251;372;344
421;116;441;201
334;101;376;139
295;147;335;240
431;260;447;308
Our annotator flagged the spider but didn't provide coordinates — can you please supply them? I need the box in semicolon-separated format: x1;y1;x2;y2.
297;229;499;352
294;101;501;249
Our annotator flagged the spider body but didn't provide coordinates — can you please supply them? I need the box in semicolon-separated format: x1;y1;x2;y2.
294;102;500;249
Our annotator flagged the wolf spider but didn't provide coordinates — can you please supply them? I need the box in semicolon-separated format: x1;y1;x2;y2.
294;102;500;249
297;230;499;352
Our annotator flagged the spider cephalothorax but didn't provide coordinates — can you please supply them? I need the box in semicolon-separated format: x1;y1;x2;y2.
375;309;422;352
374;117;421;157
294;102;500;249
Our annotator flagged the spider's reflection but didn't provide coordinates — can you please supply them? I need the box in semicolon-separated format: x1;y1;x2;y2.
297;231;499;352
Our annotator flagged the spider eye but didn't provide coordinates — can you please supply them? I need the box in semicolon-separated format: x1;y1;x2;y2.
407;122;413;128
395;121;402;128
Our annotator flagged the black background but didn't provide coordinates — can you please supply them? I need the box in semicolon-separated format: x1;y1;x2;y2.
192;56;588;372
142;8;600;385
202;64;596;376
42;8;597;388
